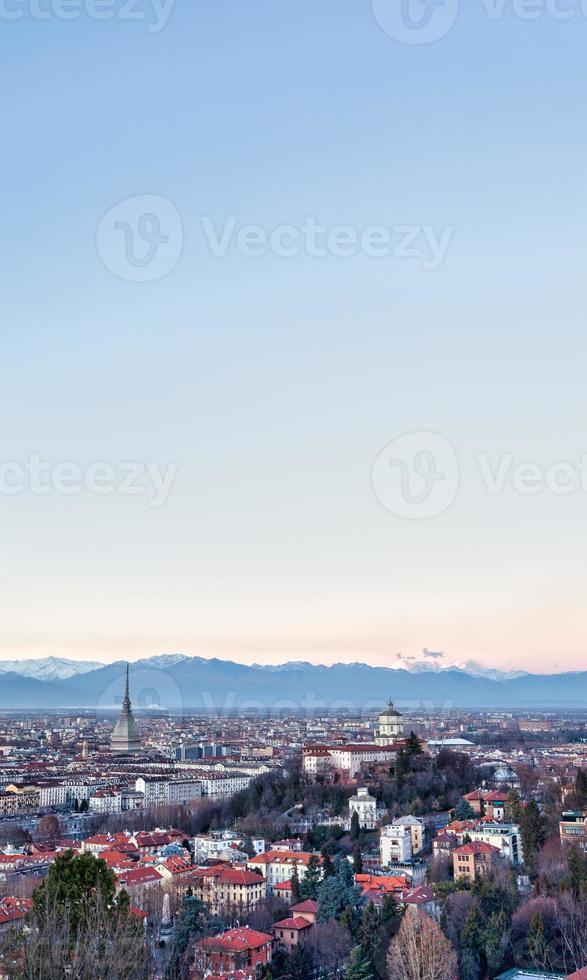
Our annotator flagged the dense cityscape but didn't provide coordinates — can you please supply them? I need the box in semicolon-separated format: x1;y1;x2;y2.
0;666;584;978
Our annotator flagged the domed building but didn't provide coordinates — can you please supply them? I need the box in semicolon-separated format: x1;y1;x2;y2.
375;700;404;744
110;664;142;754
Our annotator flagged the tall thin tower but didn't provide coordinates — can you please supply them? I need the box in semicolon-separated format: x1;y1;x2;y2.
110;663;142;753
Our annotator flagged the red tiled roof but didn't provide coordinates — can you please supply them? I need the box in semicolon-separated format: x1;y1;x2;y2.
356;873;408;893
118;867;163;886
217;868;263;886
199;927;272;953
273;916;313;931
162;857;192;875
402;885;435;906
453;842;500;855
290;900;318;913
249;850;317;866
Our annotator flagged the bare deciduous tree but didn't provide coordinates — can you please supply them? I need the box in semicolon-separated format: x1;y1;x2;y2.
387;909;458;980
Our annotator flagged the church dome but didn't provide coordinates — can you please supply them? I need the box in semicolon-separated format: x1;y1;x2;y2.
378;700;402;721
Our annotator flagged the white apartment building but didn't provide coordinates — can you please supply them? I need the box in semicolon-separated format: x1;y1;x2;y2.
380;823;413;865
349;788;378;830
193;831;264;863
37;782;68;808
395;815;425;855
168;779;202;805
121;789;144;810
135;777;170;807
89;790;123;814
467;823;523;865
64;779;111;805
197;772;252;799
303;744;396;780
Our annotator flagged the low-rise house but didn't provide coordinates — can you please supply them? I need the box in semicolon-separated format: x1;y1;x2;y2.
401;884;439;920
188;865;266;915
289;899;318;923
453;841;500;882
247;850;320;896
432;831;458;859
0;897;32;934
273;879;293;903
272;898;318;951
381;860;427;885
356;873;409;904
463;790;508;821
116;866;163;907
559;811;587;849
194;926;272;976
349;788;378;830
272;839;302;852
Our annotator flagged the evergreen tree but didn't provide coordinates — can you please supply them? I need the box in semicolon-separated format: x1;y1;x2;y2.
520;800;546;875
343;945;374;980
359;903;379;975
453;798;476;821
460;903;485;980
484;909;509;976
290;865;302;903
317;860;359;922
566;844;587;900
300;855;322;900
352;842;363;875
404;731;422;756
505;789;522;824
32;850;124;936
321;848;335;878
575;767;587;806
525;911;549;972
350;811;360;841
394;748;409;789
374;895;402;980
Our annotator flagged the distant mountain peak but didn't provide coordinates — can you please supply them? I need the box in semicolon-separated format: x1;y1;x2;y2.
0;656;102;682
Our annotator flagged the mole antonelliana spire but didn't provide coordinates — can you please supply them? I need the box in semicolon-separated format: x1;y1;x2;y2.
110;663;142;753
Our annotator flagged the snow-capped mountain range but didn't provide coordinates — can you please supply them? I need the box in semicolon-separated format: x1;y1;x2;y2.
0;654;532;684
389;658;529;682
0;654;582;708
0;657;103;681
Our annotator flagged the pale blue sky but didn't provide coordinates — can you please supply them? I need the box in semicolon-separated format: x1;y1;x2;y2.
2;0;587;671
